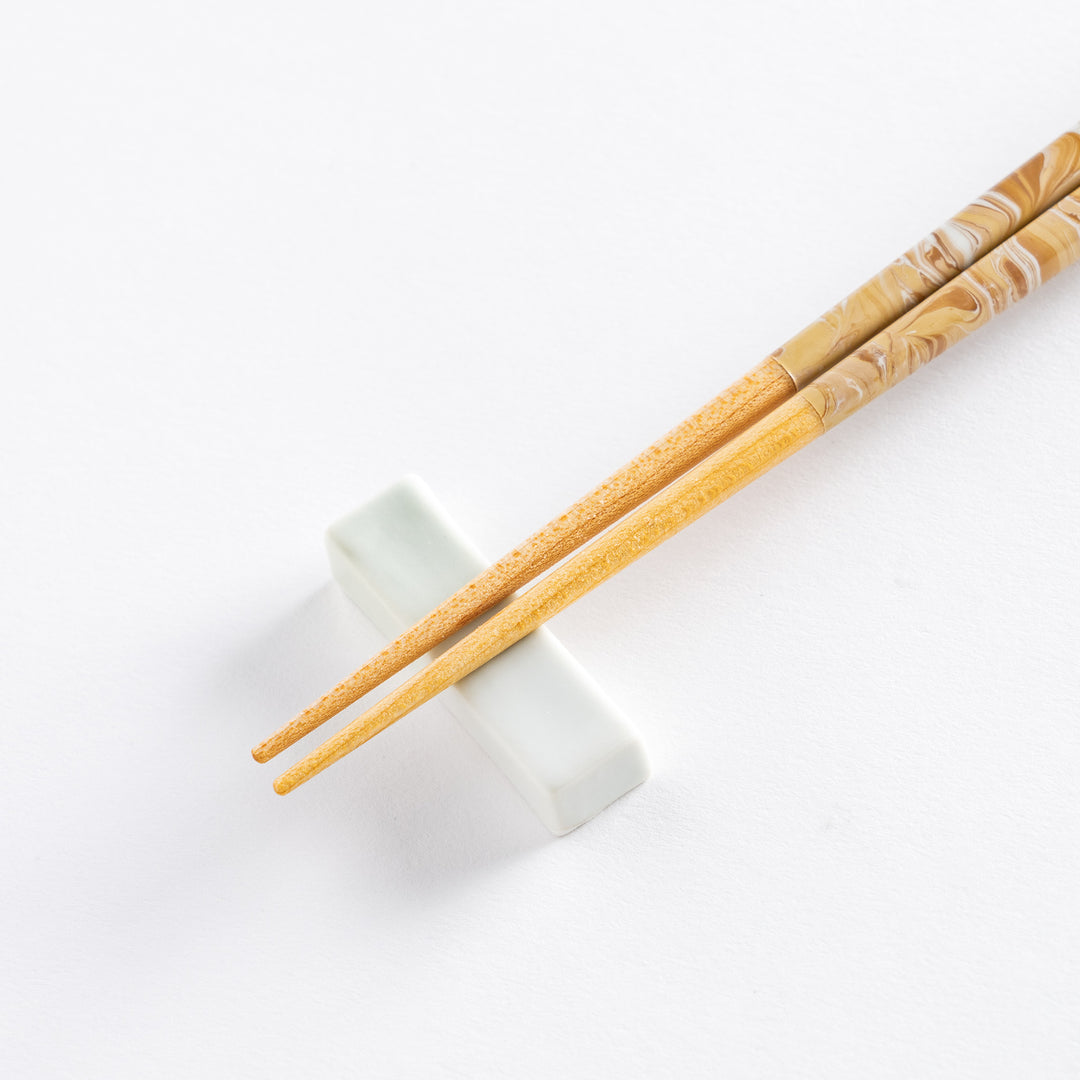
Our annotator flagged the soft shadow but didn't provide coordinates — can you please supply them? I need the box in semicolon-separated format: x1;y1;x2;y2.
214;582;375;733
216;584;551;900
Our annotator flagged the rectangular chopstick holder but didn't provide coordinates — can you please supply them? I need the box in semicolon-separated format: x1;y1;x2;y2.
325;476;649;834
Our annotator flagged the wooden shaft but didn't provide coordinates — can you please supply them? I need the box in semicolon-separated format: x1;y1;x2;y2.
252;357;793;763
253;124;1080;765
274;187;1080;796
273;396;825;794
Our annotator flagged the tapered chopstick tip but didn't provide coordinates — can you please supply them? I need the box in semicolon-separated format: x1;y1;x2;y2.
252;727;295;763
273;773;297;795
251;742;274;764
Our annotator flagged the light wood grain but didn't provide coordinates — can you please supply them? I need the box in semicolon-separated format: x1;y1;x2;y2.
254;125;1080;766
252;357;793;762
273;395;825;793
274;187;1080;795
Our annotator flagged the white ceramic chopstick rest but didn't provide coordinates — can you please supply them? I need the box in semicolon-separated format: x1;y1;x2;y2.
325;476;649;835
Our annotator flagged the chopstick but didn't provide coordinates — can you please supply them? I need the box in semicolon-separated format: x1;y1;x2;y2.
252;125;1080;766
274;188;1080;795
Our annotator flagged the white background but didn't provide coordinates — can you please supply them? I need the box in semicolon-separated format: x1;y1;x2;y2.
3;2;1079;1076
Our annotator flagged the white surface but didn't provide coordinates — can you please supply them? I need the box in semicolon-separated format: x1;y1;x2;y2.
2;2;1079;1076
326;476;648;834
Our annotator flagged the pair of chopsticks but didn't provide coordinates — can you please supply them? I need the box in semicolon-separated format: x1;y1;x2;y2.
255;124;1080;795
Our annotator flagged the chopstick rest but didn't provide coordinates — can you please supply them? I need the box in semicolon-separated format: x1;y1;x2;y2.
324;475;649;835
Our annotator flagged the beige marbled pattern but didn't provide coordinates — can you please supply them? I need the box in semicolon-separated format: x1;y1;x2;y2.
771;126;1080;388
800;192;1080;428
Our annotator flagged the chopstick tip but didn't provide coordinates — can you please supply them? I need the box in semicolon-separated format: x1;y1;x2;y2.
251;741;274;764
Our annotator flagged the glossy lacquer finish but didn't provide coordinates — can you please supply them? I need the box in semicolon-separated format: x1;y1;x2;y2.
802;191;1080;427
772;126;1080;389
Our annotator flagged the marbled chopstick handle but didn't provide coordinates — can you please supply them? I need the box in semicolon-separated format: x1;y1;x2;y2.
771;125;1080;389
801;191;1080;427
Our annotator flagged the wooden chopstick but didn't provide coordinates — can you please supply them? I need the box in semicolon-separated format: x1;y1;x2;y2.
252;125;1080;766
273;189;1080;795
252;126;1080;766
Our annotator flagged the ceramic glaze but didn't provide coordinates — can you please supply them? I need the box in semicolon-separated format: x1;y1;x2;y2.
325;477;649;835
